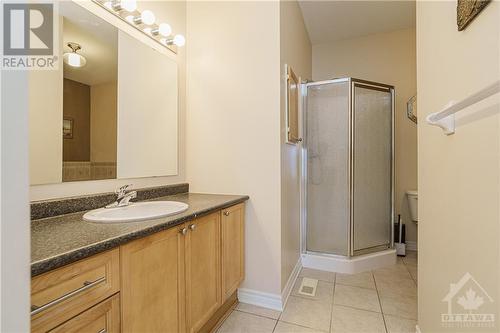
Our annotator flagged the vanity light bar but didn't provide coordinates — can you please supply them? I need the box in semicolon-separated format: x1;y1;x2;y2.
93;0;185;53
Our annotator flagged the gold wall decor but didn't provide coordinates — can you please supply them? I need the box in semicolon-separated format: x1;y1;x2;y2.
457;0;491;31
406;95;417;124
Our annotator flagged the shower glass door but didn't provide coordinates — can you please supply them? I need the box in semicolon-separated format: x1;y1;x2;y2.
304;78;394;257
305;79;350;256
352;83;393;253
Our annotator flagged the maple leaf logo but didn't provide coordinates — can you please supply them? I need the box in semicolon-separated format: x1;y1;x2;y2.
457;288;484;312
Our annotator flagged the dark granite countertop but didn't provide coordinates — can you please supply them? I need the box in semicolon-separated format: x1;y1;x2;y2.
31;192;249;277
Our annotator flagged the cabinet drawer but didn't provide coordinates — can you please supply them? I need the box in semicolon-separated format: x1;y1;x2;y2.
31;249;120;333
49;294;120;333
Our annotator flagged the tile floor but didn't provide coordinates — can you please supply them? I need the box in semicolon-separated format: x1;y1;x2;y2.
217;251;418;333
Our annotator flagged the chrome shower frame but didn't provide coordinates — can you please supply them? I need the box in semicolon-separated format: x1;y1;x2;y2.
300;78;395;258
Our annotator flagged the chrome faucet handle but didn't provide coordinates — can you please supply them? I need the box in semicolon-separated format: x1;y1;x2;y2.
116;184;132;199
105;185;135;209
117;191;137;207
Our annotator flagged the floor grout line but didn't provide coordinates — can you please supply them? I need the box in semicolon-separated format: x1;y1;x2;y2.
233;308;281;321
331;302;383;315
278;318;330;333
400;254;418;287
335;281;377;290
372;270;389;333
329;272;337;332
271;317;279;333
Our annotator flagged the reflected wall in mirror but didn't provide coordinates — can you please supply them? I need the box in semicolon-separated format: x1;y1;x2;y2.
62;5;118;182
29;1;179;186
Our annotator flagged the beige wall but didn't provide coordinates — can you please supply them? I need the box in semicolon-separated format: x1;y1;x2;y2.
280;0;312;290
186;1;282;295
90;81;117;163
312;28;418;243
28;18;63;186
417;1;499;331
30;0;187;200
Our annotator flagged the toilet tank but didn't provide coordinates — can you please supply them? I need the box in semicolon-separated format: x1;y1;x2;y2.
406;190;418;222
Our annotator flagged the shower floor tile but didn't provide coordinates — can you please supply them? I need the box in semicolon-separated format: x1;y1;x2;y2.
216;251;418;333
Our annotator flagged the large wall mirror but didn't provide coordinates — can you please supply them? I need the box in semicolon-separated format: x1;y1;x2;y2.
29;1;178;185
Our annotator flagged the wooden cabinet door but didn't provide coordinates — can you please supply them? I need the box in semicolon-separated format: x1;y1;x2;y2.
49;294;120;333
221;203;245;301
185;212;221;333
121;225;186;333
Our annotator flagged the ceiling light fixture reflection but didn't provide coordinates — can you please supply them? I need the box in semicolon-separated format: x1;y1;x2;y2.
63;42;87;68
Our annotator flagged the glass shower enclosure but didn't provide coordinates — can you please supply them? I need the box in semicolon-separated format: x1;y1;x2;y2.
302;78;394;257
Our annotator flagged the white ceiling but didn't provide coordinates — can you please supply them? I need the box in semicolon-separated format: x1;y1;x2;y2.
299;1;416;45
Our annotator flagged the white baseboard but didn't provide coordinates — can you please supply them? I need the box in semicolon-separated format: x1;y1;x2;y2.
237;258;302;312
406;241;418;251
281;258;302;309
301;249;396;274
237;288;282;311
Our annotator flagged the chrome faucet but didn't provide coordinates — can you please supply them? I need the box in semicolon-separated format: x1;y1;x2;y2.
106;184;137;208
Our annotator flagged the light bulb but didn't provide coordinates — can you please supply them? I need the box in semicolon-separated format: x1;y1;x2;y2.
120;0;137;12
68;53;80;67
63;52;86;68
141;10;155;25
158;23;172;37
104;1;113;9
173;34;185;47
125;15;134;23
143;27;152;34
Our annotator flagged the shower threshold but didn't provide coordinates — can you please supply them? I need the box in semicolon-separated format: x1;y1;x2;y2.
301;248;396;274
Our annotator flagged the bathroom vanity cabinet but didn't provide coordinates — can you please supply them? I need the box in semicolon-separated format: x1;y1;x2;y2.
30;203;245;333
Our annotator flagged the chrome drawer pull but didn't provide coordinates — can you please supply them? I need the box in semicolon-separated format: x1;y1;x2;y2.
97;329;107;333
223;211;230;216
31;276;106;316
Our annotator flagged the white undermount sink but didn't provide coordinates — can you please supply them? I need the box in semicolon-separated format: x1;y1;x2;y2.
83;201;189;223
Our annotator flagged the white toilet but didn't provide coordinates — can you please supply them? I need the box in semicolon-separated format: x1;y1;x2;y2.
406;190;418;223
